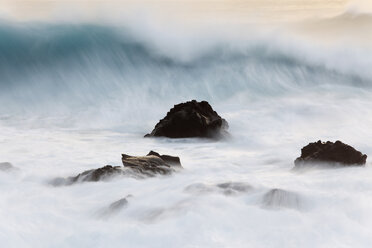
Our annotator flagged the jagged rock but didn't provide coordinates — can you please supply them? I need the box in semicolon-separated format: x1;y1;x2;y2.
262;188;300;209
146;151;181;166
294;140;367;167
69;165;124;183
145;100;229;138
52;151;182;185
122;151;182;176
50;165;124;186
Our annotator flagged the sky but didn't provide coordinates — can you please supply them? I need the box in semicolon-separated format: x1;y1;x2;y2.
0;0;363;23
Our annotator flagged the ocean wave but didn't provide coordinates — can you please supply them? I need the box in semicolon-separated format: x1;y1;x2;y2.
0;21;370;75
0;21;371;123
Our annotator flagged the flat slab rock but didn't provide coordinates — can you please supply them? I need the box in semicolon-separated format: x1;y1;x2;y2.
53;151;182;185
122;150;181;176
294;140;367;167
145;100;229;138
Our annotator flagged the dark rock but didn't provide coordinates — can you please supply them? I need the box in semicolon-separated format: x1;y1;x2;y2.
68;165;123;184
145;100;229;138
53;151;182;185
262;188;300;209
122;151;182;176
147;151;181;166
0;162;14;171
295;140;367;167
50;166;124;186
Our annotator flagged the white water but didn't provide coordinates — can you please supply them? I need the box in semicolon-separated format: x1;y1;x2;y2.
1;1;372;247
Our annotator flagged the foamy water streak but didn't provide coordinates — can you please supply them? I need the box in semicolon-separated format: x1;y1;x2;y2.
1;1;372;247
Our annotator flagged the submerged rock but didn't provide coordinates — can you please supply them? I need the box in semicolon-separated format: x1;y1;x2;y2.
97;195;132;218
184;182;252;196
145;100;229;138
262;188;300;209
0;162;17;172
52;151;182;185
108;197;129;211
295;140;367;167
216;182;253;195
69;165;124;183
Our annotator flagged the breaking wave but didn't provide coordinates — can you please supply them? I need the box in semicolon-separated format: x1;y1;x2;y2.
0;20;371;128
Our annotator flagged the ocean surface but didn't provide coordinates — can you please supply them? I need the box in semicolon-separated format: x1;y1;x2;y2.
1;1;372;247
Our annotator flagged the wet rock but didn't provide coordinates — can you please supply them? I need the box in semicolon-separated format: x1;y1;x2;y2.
145;100;229;139
108;197;129;211
122;151;182;176
262;188;300;209
0;162;13;171
67;165;124;184
50;167;122;186
50;165;125;186
184;183;215;194
49;177;70;186
52;151;182;185
216;182;252;195
185;182;252;196
97;195;132;218
0;162;17;172
147;151;181;166
295;140;367;167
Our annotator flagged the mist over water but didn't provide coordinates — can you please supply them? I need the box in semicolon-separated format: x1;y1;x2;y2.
1;2;372;247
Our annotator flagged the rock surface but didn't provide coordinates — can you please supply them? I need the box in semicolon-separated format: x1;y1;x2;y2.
145;100;229;138
69;165;123;183
147;151;181;166
294;140;367;167
52;151;182;185
122;151;182;176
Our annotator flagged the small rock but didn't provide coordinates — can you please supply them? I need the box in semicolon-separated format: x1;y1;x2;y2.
185;182;252;196
216;182;252;195
295;140;367;167
97;195;132;218
0;162;16;172
108;197;129;212
184;183;215;194
69;165;123;183
51;165;123;185
262;188;300;209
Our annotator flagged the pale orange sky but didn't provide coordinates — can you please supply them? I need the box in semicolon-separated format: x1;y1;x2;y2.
0;0;360;23
1;0;372;44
